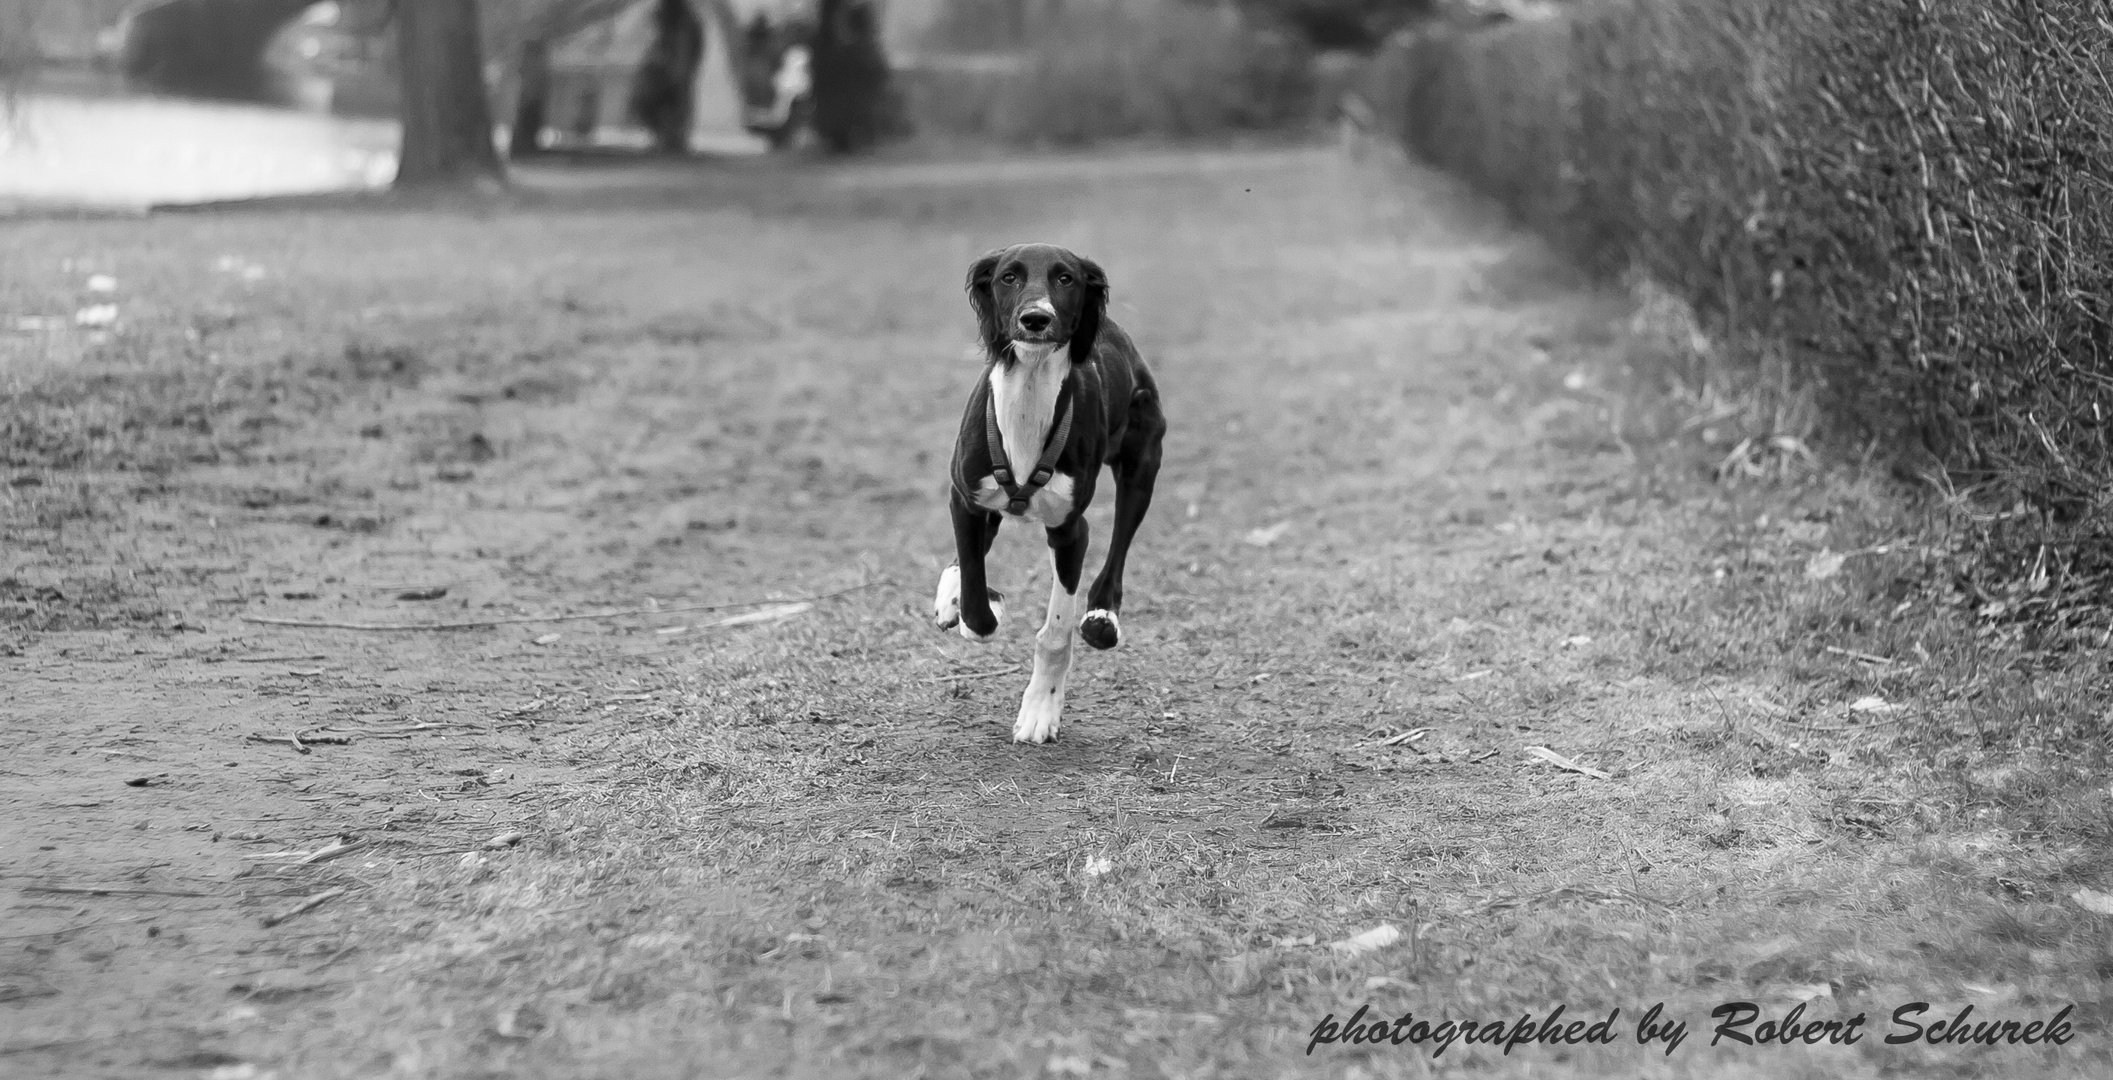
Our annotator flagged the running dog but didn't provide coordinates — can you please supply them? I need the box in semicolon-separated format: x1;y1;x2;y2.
933;244;1166;744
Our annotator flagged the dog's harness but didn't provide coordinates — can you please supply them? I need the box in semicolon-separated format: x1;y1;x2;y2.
984;374;1074;516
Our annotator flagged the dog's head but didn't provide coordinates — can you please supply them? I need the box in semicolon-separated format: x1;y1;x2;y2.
966;244;1107;364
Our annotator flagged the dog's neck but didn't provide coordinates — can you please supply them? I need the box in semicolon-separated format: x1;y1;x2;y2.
989;340;1071;473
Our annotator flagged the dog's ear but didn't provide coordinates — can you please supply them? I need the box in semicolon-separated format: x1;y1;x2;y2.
1069;256;1108;363
966;249;1008;358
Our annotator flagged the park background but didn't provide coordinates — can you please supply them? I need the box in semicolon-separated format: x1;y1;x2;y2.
3;1;2110;1078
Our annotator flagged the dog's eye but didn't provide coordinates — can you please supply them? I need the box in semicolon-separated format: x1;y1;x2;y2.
999;271;1019;285
1056;272;1074;286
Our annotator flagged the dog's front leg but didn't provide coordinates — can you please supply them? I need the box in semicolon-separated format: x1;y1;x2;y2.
1014;516;1087;744
939;495;1004;640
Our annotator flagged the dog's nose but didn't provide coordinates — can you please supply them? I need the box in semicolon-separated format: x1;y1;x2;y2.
1018;311;1052;333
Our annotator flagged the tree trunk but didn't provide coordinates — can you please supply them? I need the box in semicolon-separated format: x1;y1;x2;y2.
811;0;901;153
395;0;505;189
628;0;705;154
509;37;550;158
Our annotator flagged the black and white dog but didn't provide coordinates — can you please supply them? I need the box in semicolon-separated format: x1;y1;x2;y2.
933;244;1166;744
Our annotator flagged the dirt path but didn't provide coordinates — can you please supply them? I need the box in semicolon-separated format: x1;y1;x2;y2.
3;145;2105;1079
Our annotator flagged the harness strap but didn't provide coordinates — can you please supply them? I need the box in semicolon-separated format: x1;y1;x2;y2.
985;376;1074;515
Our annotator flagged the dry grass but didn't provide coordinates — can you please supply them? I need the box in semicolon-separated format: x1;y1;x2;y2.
2;147;2109;1078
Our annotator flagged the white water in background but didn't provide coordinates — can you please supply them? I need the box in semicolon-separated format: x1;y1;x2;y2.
0;94;401;212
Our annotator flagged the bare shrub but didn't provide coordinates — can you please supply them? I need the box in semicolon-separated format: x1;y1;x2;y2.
1370;0;2113;621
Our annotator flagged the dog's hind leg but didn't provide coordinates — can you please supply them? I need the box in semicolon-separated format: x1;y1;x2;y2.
943;496;1005;640
1014;516;1087;744
1081;388;1165;650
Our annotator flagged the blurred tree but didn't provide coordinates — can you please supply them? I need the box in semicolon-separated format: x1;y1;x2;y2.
394;0;506;187
0;3;35;103
627;0;703;153
1239;0;1436;51
810;0;903;153
121;0;317;101
486;0;635;156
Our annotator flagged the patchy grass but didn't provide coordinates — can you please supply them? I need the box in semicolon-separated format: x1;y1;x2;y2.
1;147;2107;1079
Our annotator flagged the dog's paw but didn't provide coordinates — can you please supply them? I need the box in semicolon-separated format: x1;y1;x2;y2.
958;589;1004;642
1079;608;1121;650
933;564;961;630
1012;686;1063;744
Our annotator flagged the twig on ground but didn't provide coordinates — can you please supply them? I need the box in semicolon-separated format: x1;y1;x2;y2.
0;916;153;941
1824;645;1900;665
1787;715;1912;732
1524;746;1611;780
242;838;365;864
1475;885;1667;914
260;886;347;927
305;721;484;739
924;666;1022;683
238;581;885;632
232;654;328;663
22;885;211;898
307;943;360;972
1375;727;1431;748
250;732;327;753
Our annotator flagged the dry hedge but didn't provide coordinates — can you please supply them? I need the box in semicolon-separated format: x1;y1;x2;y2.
1371;0;2113;578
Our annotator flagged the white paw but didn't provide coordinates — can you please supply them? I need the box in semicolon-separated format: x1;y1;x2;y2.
958;596;1003;641
1012;686;1063;744
1079;608;1120;650
933;564;961;629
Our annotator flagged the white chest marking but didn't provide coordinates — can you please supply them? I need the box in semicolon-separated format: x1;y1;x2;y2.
977;343;1077;527
972;471;1076;527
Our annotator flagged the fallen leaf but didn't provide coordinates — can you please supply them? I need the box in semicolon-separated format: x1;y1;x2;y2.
2072;887;2113;916
484;831;528;849
1524;746;1610;780
1805;550;1847;580
710;602;812;628
1082;855;1113;878
532;633;561;646
1779;983;1833;1002
1243;520;1293;547
1560;635;1593;649
1328;923;1402;958
1214;951;1270;994
1849;696;1903;714
493;1003;546;1040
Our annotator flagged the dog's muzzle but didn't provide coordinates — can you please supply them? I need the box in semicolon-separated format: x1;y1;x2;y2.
1014;298;1056;339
